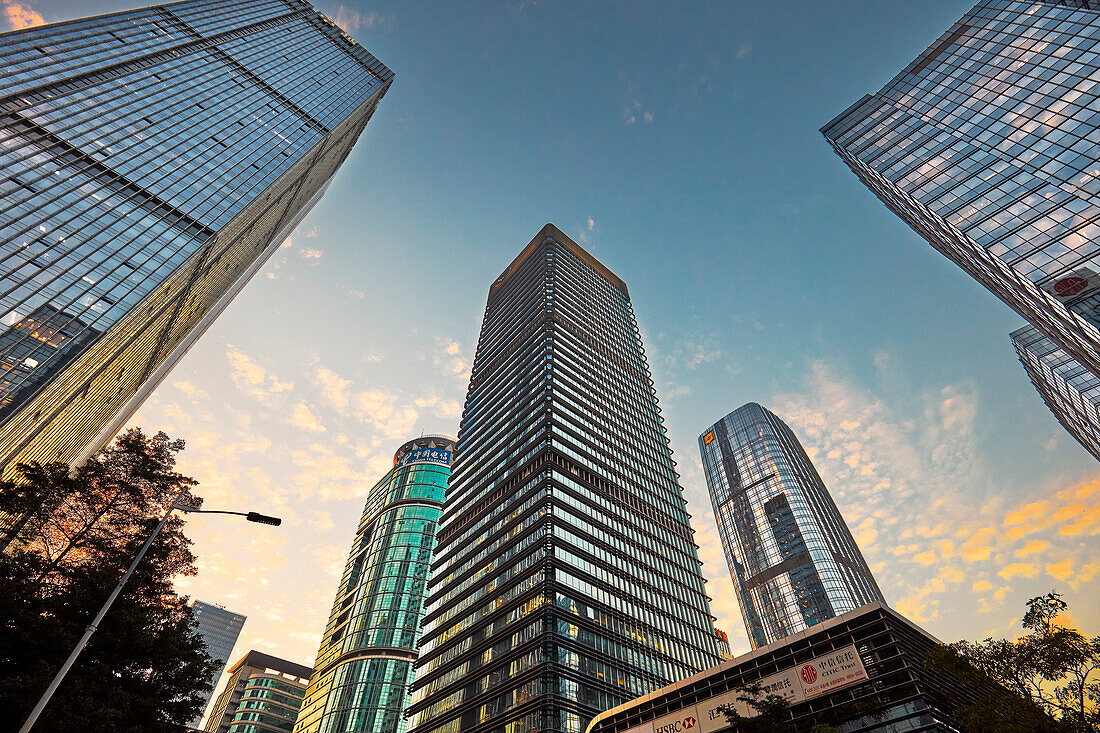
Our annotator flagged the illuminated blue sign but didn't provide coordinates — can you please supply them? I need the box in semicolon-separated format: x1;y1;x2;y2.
395;448;451;468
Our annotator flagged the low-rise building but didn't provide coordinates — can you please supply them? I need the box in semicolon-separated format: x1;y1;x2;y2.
205;651;312;733
586;602;993;733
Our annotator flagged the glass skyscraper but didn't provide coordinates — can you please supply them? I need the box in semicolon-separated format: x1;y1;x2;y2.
1012;324;1100;460
0;0;393;480
822;1;1100;381
294;435;455;733
407;224;720;733
190;600;247;728
699;403;884;650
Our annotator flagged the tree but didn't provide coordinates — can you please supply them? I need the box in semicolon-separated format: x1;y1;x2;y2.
0;429;218;732
929;591;1099;733
718;683;841;733
0;461;76;555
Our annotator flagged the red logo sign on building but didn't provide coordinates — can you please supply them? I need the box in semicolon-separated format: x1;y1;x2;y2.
682;717;696;729
800;665;818;685
1054;275;1090;297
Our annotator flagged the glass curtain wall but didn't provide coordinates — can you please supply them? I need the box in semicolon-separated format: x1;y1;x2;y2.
1012;324;1100;460
295;436;454;733
0;0;393;479
407;224;720;733
699;403;885;650
822;0;1100;378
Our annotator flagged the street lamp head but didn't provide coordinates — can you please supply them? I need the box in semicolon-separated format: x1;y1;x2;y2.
245;512;282;526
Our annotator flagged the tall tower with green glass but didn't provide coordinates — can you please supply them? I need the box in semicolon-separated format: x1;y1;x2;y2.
294;435;455;733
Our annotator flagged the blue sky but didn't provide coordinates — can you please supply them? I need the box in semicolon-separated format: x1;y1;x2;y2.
7;0;1099;696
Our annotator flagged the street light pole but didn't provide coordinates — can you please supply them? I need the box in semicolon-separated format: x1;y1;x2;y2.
17;499;280;733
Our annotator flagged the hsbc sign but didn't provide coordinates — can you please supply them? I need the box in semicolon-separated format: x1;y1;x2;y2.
653;715;696;733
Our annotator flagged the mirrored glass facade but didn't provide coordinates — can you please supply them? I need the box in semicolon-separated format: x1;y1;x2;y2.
190;600;248;728
699;403;884;650
822;0;1100;379
1012;323;1100;460
0;0;393;482
407;224;720;733
295;436;454;733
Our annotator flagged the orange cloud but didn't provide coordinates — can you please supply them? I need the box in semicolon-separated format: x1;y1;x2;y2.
913;550;937;566
1005;500;1048;527
3;0;44;30
1059;504;1100;536
1045;560;1074;581
1002;477;1100;541
998;562;1038;580
938;566;964;584
1014;539;1049;558
961;543;993;562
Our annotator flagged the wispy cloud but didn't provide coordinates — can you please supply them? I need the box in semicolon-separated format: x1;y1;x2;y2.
315;367;352;411
767;358;1100;632
289;402;326;432
128;336;467;670
227;345;294;399
2;0;43;30
331;5;389;33
337;284;365;300
665;336;723;371
622;99;655;126
435;338;469;381
414;393;463;420
578;217;596;243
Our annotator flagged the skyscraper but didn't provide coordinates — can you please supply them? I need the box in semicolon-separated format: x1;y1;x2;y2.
189;600;247;728
0;0;393;481
1012;324;1100;460
822;1;1100;379
294;435;455;733
406;224;721;733
204;650;312;733
699;403;884;650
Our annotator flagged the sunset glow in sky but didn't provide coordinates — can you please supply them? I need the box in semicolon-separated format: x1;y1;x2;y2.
7;0;1099;703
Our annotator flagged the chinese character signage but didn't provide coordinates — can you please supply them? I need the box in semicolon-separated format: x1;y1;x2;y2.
647;645;868;733
395;448;452;468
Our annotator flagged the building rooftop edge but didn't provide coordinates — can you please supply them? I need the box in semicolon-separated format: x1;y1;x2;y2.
189;599;246;619
489;223;629;300
1010;322;1041;340
226;650;313;680
393;434;457;461
698;401;769;440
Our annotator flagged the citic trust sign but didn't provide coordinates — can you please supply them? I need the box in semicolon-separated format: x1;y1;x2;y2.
655;716;696;733
800;664;818;685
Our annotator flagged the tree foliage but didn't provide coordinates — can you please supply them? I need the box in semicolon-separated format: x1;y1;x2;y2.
930;591;1099;733
0;429;218;733
717;683;841;732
